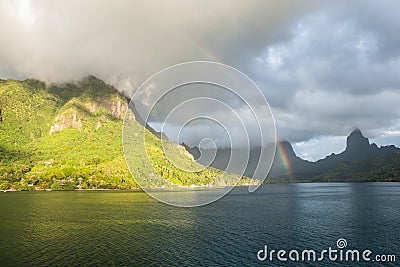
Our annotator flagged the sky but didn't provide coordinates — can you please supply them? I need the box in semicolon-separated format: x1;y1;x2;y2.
1;0;400;161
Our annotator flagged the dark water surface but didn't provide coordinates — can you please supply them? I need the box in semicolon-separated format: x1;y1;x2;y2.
0;183;399;266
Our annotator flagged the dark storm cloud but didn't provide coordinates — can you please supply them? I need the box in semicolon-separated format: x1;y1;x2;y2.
0;0;314;89
1;0;399;153
253;0;400;142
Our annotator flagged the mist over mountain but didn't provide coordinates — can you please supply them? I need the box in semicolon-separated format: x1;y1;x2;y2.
0;77;248;190
1;0;400;150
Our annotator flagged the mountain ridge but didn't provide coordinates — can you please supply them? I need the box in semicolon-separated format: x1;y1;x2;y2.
2;76;399;189
186;129;400;182
0;76;248;190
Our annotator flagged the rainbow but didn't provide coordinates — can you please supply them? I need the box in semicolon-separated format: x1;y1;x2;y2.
160;26;224;63
159;29;291;181
276;140;293;179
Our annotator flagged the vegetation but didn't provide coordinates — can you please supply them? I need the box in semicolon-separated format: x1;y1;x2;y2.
314;154;400;182
5;76;395;190
0;77;251;191
266;154;400;183
264;132;400;183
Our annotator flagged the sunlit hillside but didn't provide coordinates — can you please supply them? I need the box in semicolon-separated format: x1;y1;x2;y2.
0;77;248;190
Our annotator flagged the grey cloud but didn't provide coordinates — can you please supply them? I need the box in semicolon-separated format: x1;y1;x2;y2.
253;0;400;143
1;0;400;153
273;90;400;142
0;0;314;92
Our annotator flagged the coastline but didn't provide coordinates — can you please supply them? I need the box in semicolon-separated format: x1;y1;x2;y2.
3;180;400;192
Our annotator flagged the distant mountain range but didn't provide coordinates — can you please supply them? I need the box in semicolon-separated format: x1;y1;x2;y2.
185;129;400;182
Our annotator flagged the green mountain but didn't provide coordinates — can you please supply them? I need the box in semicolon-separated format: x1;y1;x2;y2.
0;76;247;191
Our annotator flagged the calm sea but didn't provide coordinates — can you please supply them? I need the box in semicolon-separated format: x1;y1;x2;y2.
0;183;399;266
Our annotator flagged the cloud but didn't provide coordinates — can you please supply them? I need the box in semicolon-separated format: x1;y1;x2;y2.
253;0;400;144
381;131;400;137
0;0;314;90
1;0;400;159
293;136;347;162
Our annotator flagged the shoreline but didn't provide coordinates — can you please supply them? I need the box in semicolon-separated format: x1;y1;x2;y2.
2;180;399;192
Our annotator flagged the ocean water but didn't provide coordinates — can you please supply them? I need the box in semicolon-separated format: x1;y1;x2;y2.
0;183;399;266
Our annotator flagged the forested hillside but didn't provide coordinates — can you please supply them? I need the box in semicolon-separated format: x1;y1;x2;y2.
0;77;246;190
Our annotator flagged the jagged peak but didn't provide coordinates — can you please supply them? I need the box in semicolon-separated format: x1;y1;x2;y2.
349;128;363;137
346;128;369;148
277;140;293;149
276;140;296;157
